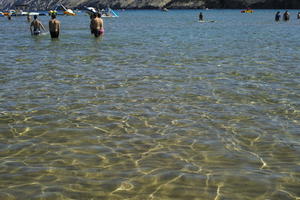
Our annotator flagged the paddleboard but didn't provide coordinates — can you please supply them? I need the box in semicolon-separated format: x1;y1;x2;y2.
199;20;216;23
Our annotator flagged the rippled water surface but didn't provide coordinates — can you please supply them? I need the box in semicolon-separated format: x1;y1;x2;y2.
0;9;300;199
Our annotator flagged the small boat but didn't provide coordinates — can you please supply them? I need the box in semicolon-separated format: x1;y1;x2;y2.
100;7;118;17
61;4;76;16
3;10;16;16
199;20;216;23
85;6;118;18
48;10;57;15
84;6;97;15
2;9;43;16
103;8;118;17
50;4;76;16
48;10;64;15
16;11;41;16
241;9;254;13
64;9;76;16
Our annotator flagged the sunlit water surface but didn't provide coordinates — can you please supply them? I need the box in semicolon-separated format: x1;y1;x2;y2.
0;9;300;199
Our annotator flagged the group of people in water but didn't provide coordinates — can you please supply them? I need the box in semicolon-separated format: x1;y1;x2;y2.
275;10;300;21
29;14;60;38
5;9;300;39
25;12;104;39
198;10;300;22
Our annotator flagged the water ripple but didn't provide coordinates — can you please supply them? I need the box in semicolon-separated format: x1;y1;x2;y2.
0;10;300;199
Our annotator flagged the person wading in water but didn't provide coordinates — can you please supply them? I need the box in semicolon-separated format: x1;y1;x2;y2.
30;15;45;35
49;14;60;38
275;11;281;21
90;12;104;37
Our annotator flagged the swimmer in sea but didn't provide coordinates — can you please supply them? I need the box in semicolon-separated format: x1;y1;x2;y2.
275;11;280;22
283;10;290;21
199;12;203;21
49;14;60;38
90;12;104;37
30;15;45;35
90;13;96;34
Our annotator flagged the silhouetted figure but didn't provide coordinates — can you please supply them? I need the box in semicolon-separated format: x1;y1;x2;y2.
90;13;96;34
297;12;300;19
283;10;290;21
275;11;280;22
199;12;203;21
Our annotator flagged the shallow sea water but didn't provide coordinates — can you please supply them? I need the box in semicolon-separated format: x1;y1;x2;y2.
0;9;300;199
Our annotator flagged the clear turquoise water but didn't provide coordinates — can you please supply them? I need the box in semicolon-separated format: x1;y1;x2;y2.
0;9;300;199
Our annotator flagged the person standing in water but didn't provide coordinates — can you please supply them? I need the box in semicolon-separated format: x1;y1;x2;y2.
90;12;104;37
90;13;96;34
297;12;300;19
283;10;290;21
275;11;281;21
49;14;60;38
199;12;204;21
30;15;45;35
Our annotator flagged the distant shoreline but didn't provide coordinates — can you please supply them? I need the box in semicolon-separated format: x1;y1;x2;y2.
1;4;300;11
2;8;300;11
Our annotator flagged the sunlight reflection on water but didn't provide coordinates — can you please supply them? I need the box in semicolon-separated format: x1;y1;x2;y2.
0;9;300;199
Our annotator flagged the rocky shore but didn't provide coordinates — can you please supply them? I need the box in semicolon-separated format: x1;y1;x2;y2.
1;0;300;10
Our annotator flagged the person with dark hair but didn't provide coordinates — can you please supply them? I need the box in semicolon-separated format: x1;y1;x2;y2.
49;14;60;38
90;13;96;34
90;12;104;37
275;11;281;21
30;15;45;35
297;12;300;19
283;10;290;21
199;12;204;21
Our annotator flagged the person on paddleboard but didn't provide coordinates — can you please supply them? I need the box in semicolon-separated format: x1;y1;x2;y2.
199;12;204;21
